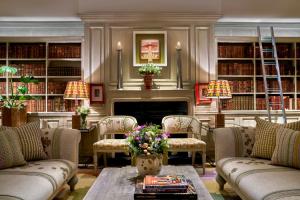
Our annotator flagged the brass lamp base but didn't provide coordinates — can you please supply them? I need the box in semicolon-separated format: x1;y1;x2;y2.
215;113;225;128
72;114;80;129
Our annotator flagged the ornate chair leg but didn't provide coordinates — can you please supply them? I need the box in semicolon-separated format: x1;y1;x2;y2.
93;151;98;174
68;175;78;191
216;174;226;190
192;152;196;165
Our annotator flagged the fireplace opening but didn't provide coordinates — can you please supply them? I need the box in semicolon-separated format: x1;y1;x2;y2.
114;101;188;125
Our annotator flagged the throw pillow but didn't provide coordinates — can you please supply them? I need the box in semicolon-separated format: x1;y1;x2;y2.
271;127;300;169
0;129;26;169
251;117;300;159
2;121;47;161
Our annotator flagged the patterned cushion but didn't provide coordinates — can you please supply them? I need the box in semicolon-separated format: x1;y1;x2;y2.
230;127;255;157
168;138;206;151
0;159;76;200
0;129;26;169
93;139;129;151
99;116;137;136
3;122;48;161
217;157;300;200
162;116;201;136
271;127;300;169
251;117;300;159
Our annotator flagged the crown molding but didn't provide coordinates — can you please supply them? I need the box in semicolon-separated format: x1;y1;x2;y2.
80;12;222;24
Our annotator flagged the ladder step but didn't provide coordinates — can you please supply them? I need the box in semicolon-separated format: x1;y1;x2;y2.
264;61;276;65
261;37;272;42
267;89;281;93
262;48;273;53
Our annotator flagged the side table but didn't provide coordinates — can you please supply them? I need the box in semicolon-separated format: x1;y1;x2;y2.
79;125;96;168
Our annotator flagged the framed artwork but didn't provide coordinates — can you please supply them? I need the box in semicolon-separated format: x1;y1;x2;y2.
90;84;104;104
195;83;212;105
133;31;167;67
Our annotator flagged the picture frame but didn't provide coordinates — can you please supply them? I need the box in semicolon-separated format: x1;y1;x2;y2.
195;83;212;105
90;84;105;104
133;31;167;67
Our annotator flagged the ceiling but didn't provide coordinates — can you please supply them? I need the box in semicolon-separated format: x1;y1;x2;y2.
0;0;300;22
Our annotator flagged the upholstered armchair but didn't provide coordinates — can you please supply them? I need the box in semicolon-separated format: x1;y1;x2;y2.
162;115;206;174
93;116;137;171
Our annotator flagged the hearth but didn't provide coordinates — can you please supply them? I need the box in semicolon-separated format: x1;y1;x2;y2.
114;101;188;125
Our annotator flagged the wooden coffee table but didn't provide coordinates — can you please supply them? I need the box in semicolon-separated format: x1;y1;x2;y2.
84;165;213;200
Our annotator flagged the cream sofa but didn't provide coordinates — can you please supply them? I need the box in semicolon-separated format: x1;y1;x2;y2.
214;127;300;200
0;128;81;200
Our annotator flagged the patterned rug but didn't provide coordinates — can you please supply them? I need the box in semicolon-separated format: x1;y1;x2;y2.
56;166;241;200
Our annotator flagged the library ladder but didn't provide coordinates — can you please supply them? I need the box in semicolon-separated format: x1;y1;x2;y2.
257;26;287;123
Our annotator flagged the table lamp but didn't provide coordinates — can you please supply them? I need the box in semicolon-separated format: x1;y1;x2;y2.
206;80;232;128
64;80;89;129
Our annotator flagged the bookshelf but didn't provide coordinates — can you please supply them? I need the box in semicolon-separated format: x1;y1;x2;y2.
0;41;82;113
217;39;299;112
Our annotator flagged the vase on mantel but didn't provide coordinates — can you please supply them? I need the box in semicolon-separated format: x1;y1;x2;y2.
135;154;162;176
143;74;154;90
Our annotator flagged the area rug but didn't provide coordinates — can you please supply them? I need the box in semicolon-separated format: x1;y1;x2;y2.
58;166;241;200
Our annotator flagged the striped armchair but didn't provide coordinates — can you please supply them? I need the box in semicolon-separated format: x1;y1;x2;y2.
162;115;206;174
93;116;137;171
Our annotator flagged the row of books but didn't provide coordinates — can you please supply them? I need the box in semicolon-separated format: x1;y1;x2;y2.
48;66;81;76
8;43;46;58
256;62;294;75
25;98;78;112
256;79;294;92
48;82;67;94
218;44;254;58
229;80;254;93
0;44;6;58
48;44;81;58
222;96;255;110
255;44;293;58
256;97;292;110
1;63;46;76
218;62;254;75
0;82;46;94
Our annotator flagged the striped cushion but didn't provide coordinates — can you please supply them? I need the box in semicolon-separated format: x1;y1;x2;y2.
251;117;300;159
5;122;48;161
271;127;300;169
0;129;26;169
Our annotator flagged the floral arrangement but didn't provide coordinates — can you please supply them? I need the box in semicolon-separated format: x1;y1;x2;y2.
138;63;162;76
126;124;169;156
76;106;90;115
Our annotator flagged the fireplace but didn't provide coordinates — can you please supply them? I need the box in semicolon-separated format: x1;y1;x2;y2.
114;101;188;125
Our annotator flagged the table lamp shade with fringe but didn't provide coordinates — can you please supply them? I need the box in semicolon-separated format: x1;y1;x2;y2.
207;80;232;128
64;80;89;129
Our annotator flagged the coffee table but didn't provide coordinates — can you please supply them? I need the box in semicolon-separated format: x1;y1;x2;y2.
84;165;213;200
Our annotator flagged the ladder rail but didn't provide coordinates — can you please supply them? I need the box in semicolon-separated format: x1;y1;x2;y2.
257;26;271;122
270;27;287;123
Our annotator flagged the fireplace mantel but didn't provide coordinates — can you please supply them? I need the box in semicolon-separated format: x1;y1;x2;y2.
106;88;194;115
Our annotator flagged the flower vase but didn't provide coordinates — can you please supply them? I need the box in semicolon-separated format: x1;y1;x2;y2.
143;74;154;89
135;154;162;176
80;114;88;129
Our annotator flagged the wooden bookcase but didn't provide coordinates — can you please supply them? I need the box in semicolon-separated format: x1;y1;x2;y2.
0;41;82;112
217;38;299;111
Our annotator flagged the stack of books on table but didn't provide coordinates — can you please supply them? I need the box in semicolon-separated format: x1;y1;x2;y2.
134;175;197;200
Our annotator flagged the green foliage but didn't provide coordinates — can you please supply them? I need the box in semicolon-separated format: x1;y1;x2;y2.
138;63;162;75
0;65;39;109
126;124;169;156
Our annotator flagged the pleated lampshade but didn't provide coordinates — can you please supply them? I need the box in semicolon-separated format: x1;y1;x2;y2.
64;81;89;100
207;80;232;99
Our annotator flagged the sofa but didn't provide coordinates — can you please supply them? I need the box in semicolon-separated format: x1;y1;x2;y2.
214;126;300;200
0;123;81;200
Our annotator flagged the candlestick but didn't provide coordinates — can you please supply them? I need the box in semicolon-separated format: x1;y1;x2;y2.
176;42;183;89
117;42;123;89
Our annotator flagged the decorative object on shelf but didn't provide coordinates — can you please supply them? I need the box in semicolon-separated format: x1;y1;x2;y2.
138;63;162;90
76;106;90;129
64;80;89;129
176;41;183;89
126;124;169;176
133;31;167;66
0;65;39;127
207;80;232;128
90;83;104;104
116;41;123;90
195;83;212;105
